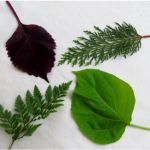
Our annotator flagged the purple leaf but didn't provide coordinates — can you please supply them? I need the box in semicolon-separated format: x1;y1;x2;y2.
6;1;56;82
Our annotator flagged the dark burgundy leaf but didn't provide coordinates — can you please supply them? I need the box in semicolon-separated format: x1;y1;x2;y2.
6;1;56;82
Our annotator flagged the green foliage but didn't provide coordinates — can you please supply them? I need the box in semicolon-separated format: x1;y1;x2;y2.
71;69;135;144
0;81;71;149
58;22;142;66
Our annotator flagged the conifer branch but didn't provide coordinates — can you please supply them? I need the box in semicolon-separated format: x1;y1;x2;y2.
58;22;148;66
0;81;72;149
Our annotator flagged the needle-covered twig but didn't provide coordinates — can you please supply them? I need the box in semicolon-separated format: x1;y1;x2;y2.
58;22;150;66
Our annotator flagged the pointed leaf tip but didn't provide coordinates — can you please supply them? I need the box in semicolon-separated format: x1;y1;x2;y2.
41;74;49;83
72;71;78;75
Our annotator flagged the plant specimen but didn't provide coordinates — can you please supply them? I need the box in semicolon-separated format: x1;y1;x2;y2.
71;69;150;144
0;81;71;149
6;1;56;82
59;22;150;66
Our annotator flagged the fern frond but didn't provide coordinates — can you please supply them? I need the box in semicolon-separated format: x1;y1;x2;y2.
58;22;142;66
0;81;71;149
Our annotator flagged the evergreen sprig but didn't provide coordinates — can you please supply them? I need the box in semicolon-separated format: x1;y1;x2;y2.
58;22;145;66
0;81;72;149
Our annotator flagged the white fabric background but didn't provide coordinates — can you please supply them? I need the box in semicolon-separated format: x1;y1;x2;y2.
0;1;150;149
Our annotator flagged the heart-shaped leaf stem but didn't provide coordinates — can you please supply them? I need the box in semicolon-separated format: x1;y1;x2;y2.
6;1;21;25
130;123;150;131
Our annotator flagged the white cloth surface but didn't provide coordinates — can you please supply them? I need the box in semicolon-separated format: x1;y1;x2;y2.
0;1;150;149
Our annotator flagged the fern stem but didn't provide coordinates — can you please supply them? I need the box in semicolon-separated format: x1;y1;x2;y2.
17;134;26;140
130;123;150;131
142;35;150;39
9;139;15;150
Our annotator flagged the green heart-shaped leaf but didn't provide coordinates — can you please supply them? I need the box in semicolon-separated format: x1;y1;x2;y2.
71;69;135;144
